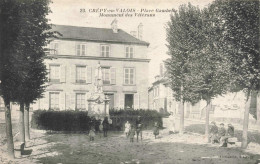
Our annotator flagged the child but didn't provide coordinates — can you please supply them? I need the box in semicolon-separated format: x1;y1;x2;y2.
124;121;131;138
129;125;135;143
153;122;159;139
89;126;95;141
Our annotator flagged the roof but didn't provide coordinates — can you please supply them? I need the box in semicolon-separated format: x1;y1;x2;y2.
51;24;149;46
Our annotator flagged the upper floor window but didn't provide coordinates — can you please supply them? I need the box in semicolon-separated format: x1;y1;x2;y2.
50;42;59;55
153;86;159;97
102;67;116;85
126;46;134;58
76;43;87;56
101;45;110;57
49;65;60;82
76;66;86;83
124;68;135;85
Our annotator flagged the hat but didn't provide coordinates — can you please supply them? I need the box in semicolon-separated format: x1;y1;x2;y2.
228;123;232;126
220;123;224;126
211;121;216;125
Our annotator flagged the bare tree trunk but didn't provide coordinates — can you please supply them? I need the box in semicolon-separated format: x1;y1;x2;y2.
205;100;211;141
257;92;260;128
4;100;14;158
19;102;25;143
179;100;184;135
242;95;251;149
24;103;30;140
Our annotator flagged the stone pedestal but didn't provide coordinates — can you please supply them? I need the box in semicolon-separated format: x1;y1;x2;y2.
87;93;110;119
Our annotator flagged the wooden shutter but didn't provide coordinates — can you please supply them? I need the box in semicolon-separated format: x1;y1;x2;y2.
86;66;92;83
70;92;76;110
42;92;49;110
70;65;76;83
59;92;65;110
60;65;66;83
46;64;50;82
66;93;70;110
134;93;139;109
110;67;116;85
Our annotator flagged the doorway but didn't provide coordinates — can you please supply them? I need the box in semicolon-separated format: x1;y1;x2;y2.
125;94;134;109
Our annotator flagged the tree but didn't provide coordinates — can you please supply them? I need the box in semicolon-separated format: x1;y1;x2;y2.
165;3;202;135
0;0;55;157
211;0;259;148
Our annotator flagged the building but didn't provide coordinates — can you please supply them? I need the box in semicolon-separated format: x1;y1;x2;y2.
30;20;150;111
148;63;203;118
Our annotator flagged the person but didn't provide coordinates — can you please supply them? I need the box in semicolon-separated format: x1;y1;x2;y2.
153;122;159;139
218;123;227;147
129;124;135;143
221;123;235;146
98;119;103;138
89;126;95;141
209;121;218;144
102;116;109;137
124;121;131;138
136;116;142;142
168;112;176;134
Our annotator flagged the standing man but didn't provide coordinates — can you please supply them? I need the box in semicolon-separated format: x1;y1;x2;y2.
102;116;109;137
136;116;142;142
209;121;218;143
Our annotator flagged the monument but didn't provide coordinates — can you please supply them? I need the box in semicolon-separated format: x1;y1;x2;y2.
87;62;110;119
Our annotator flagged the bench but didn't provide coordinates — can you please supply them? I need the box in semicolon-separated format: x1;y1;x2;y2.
227;137;240;147
14;142;25;156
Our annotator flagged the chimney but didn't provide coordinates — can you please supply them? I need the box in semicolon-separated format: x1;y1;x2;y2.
111;19;118;33
130;31;137;38
137;23;143;40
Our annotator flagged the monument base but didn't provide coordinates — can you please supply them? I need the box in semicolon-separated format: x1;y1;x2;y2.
87;93;110;119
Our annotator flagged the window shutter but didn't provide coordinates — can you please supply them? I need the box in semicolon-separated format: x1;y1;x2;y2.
42;92;49;110
133;68;136;85
70;65;76;83
66;93;70;110
46;64;50;82
70;92;75;110
86;66;92;83
50;43;54;54
55;43;59;54
134;93;139;109
60;65;66;83
110;67;116;85
59;92;65;110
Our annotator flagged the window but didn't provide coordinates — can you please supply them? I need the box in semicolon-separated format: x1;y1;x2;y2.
101;67;116;85
153;86;159;97
124;68;135;85
76;44;87;56
49;92;59;110
76;93;86;110
49;65;60;82
102;67;110;84
76;66;86;83
101;45;110;57
50;42;59;55
126;46;134;58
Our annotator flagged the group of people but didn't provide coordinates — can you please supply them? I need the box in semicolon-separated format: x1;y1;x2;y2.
124;116;161;142
209;121;235;147
89;116;111;141
124;116;144;142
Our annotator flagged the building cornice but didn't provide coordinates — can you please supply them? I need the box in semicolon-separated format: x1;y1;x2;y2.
47;55;151;63
54;38;150;47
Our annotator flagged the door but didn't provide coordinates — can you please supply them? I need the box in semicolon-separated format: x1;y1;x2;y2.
105;94;114;109
125;94;134;109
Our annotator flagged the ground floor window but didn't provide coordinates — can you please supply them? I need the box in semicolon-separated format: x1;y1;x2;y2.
125;94;134;109
76;93;86;110
49;92;59;110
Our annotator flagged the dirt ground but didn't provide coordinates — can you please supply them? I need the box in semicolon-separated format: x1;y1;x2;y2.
1;113;260;164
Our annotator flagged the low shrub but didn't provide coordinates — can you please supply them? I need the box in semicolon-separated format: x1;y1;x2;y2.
31;109;163;132
109;109;163;131
31;110;99;132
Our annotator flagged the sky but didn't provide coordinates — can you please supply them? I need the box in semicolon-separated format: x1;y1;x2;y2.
48;0;213;85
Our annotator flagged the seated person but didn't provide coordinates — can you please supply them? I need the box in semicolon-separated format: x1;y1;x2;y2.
221;123;235;145
218;123;226;147
209;121;218;143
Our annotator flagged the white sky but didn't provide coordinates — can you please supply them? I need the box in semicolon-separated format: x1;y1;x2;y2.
48;0;213;85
